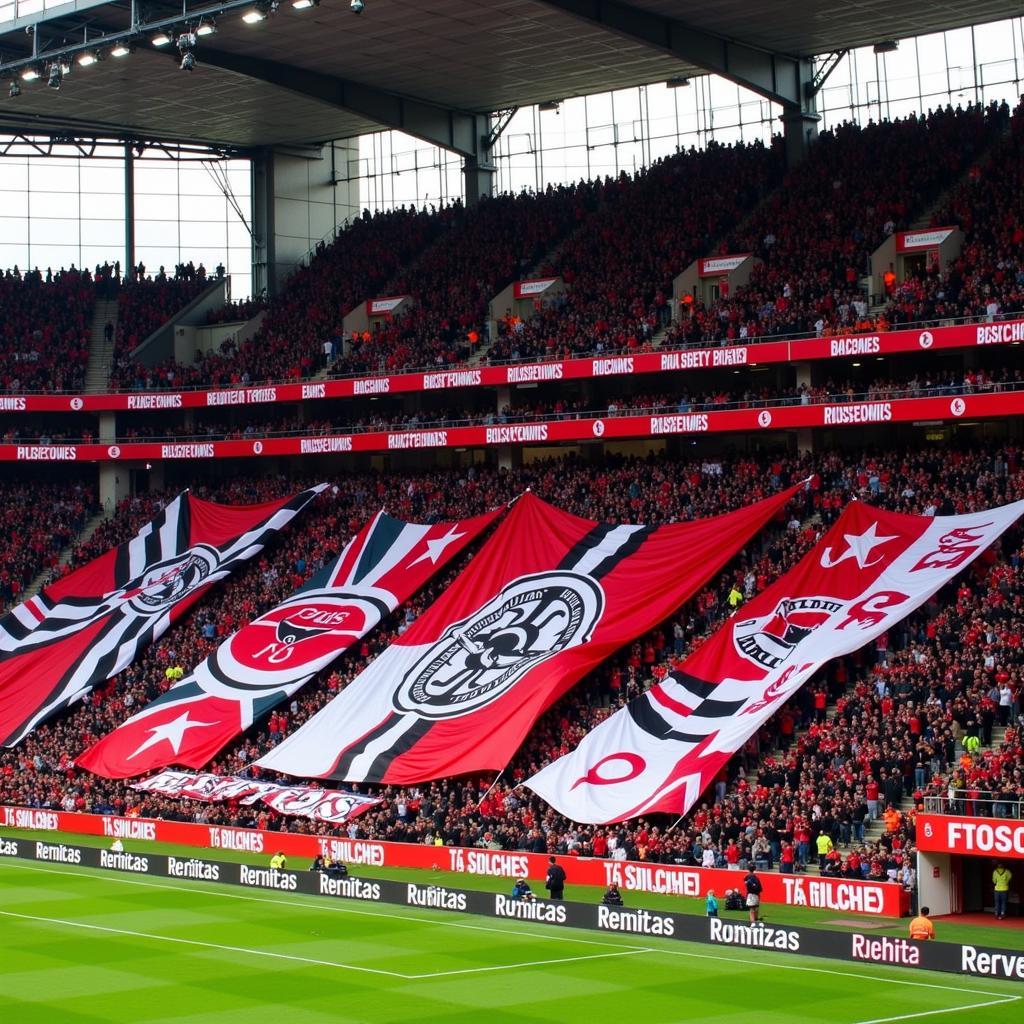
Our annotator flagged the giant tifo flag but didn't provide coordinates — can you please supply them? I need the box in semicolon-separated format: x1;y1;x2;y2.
0;486;324;748
526;498;1024;823
76;507;501;778
254;486;802;785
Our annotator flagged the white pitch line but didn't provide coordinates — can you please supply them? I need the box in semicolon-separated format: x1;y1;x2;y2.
0;860;651;952
852;996;1021;1024
0;909;408;979
3;860;1021;1008
407;948;652;979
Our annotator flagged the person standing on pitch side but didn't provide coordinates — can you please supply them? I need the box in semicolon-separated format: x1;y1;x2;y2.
545;856;566;900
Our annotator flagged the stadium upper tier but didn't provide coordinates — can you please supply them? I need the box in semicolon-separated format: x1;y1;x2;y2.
3;101;1021;403
1;445;1020;878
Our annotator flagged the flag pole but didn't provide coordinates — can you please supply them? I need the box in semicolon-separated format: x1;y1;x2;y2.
478;768;506;806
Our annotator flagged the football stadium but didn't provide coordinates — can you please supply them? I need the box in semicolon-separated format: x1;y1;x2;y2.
1;1;1024;1021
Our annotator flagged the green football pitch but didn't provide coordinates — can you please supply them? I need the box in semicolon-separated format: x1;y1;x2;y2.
1;858;1021;1024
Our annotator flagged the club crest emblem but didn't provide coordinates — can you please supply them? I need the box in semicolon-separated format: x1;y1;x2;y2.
733;596;841;669
393;572;604;719
115;547;219;615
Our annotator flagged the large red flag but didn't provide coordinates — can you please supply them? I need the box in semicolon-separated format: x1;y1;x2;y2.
255;486;801;785
526;498;1024;823
0;486;324;747
76;507;501;778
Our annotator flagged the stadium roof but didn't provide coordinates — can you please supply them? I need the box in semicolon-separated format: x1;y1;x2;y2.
0;0;1017;150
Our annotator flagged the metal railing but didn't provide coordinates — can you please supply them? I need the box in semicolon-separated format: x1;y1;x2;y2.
923;794;1024;820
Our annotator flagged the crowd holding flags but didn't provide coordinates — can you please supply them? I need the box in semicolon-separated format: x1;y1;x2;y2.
11;480;1017;829
77;507;501;778
253;487;801;785
525;499;1024;822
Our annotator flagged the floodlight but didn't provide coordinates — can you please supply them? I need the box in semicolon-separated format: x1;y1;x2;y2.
21;66;40;81
152;30;172;46
873;40;898;53
77;51;97;67
196;18;216;35
242;8;266;22
111;43;132;57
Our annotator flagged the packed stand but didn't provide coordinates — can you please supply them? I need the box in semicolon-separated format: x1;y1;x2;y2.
888;99;1024;326
665;103;1009;347
335;184;602;374
0;268;95;393
0;480;97;613
4;447;1023;895
486;140;784;364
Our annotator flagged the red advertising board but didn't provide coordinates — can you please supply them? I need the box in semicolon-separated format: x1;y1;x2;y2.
5;318;1023;415
4;389;1023;463
0;805;907;915
917;814;1024;860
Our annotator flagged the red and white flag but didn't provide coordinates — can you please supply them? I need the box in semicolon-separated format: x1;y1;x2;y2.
526;499;1024;823
254;486;801;785
0;487;324;748
77;507;501;778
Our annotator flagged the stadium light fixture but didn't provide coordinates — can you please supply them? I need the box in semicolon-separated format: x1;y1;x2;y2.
111;43;132;57
666;76;690;88
538;99;561;113
242;7;267;22
178;30;197;71
196;18;216;36
21;66;40;81
873;40;898;53
293;0;318;8
152;30;173;46
77;51;98;67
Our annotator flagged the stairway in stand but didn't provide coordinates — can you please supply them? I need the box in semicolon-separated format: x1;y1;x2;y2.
85;299;119;393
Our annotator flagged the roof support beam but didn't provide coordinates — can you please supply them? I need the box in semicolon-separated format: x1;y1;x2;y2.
533;0;811;110
193;48;486;157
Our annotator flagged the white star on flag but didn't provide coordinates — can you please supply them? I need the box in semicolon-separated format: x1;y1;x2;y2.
126;711;216;761
408;526;466;567
820;521;898;570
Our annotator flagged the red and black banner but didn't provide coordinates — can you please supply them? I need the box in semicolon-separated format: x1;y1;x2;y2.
255;486;801;785
0;487;324;747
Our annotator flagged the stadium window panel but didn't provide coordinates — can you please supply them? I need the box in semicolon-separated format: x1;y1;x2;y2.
0;187;28;215
31;191;80;220
134;193;180;222
80;218;125;248
27;217;77;245
0;3;14;23
80;192;125;221
180;194;232;223
134;164;180;197
0;216;28;244
16;0;41;15
82;245;122;268
79;162;124;193
0;161;29;190
26;161;78;192
134;221;180;247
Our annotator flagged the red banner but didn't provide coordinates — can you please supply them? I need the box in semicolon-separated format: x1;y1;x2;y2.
917;814;1024;860
4;389;1024;463
0;804;907;915
5;318;1023;414
255;487;801;785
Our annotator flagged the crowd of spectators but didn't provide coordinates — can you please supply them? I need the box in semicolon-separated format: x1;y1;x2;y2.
887;100;1024;326
0;268;95;393
2;445;1022;894
485;140;783;364
0;479;97;612
664;102;1011;349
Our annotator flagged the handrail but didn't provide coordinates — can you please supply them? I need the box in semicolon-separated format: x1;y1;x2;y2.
922;794;1024;820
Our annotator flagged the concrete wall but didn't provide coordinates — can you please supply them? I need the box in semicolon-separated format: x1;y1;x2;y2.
131;278;229;367
253;140;361;299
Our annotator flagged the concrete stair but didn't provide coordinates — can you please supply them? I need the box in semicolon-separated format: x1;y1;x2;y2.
85;299;119;393
20;509;110;601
